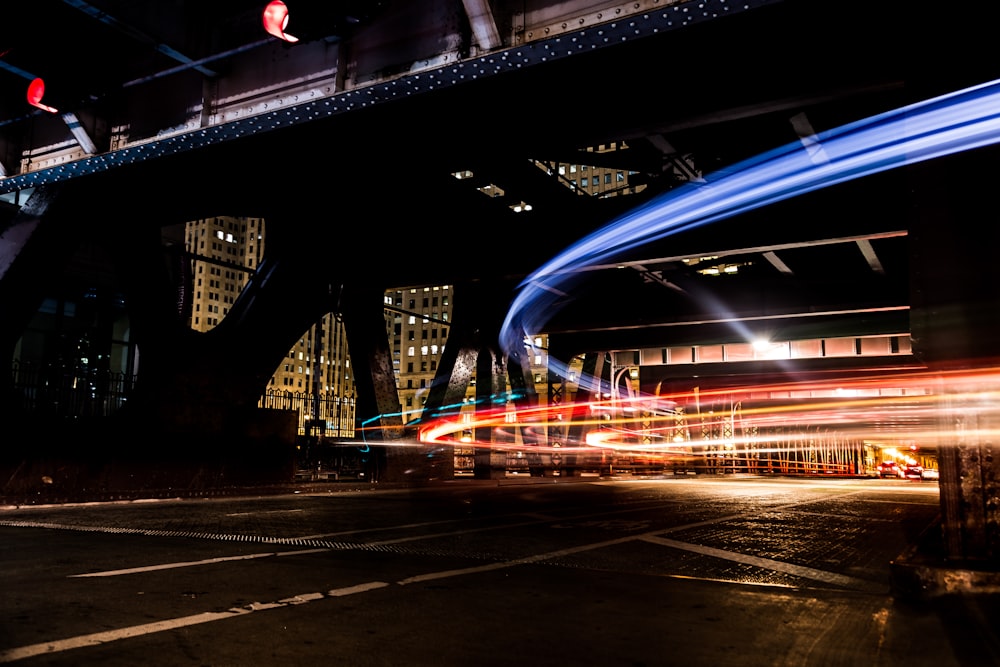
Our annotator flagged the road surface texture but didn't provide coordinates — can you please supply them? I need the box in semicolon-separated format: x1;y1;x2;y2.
2;476;998;666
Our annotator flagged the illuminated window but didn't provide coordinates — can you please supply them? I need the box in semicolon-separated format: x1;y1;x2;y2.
824;338;857;357
790;340;823;359
724;343;754;362
860;336;891;356
668;346;694;364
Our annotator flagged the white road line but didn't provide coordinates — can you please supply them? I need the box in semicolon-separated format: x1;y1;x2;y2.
1;486;889;663
69;548;331;577
0;582;389;663
639;534;872;589
397;535;640;585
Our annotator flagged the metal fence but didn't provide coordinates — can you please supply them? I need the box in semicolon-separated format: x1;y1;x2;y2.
10;363;355;439
11;360;136;417
259;389;356;437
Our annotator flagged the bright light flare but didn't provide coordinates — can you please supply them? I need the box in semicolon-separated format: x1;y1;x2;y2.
411;366;1000;475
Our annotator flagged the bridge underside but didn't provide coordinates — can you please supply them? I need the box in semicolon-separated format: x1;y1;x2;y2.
0;0;999;566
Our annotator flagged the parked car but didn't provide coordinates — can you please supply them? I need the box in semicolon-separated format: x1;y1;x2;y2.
904;464;924;480
878;461;902;478
921;468;940;480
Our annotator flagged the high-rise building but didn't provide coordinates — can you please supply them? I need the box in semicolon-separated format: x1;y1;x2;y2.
536;141;652;199
383;284;558;416
180;215;355;438
183;215;264;332
384;284;456;424
264;312;356;439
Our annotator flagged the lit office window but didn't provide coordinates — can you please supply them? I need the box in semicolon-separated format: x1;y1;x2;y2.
790;340;823;359
668;346;694;364
825;337;857;357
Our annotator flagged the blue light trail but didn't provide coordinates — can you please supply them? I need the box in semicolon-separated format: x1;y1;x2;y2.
500;78;1000;384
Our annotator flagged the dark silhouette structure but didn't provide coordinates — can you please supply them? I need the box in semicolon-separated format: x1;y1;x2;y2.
0;0;998;577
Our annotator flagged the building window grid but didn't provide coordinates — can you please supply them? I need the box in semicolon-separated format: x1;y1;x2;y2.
647;335;910;367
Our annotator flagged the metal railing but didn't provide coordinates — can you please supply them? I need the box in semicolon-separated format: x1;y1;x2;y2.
10;360;136;417
259;389;356;438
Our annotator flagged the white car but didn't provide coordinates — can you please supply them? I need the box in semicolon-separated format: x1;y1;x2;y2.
921;468;940;480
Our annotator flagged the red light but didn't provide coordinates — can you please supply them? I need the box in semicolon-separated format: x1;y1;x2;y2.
27;78;58;113
262;1;299;43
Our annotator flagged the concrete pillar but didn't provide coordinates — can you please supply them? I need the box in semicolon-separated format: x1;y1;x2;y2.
909;154;1000;565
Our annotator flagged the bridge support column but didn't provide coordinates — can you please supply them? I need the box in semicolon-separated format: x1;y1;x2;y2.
419;280;520;480
902;154;1000;593
473;346;507;480
339;283;409;482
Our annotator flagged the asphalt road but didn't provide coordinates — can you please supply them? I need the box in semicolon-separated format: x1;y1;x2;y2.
1;476;998;666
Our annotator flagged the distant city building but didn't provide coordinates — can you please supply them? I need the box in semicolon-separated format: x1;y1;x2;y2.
181;215;355;438
384;284;455;424
453;142;653;215
383;285;558;425
184;215;264;332
180;145;654;437
537;142;652;199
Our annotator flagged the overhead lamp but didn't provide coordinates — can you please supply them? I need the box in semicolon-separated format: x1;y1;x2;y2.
263;1;299;42
26;78;57;113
